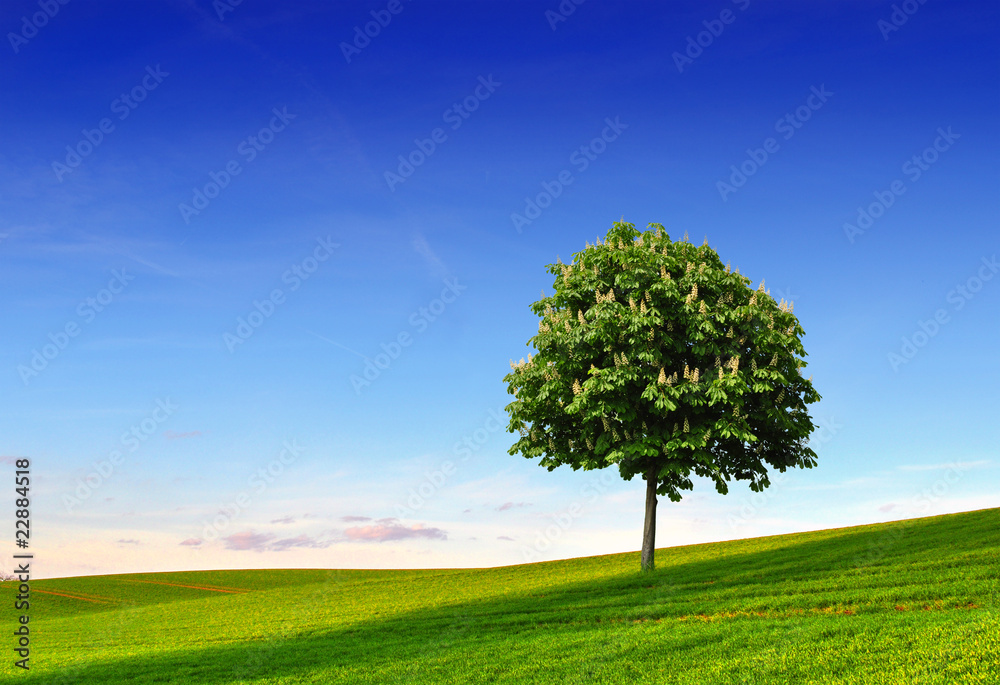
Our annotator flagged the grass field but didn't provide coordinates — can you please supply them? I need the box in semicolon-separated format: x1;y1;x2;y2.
3;508;998;684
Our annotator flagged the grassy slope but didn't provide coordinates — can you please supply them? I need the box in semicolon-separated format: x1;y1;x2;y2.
2;508;998;684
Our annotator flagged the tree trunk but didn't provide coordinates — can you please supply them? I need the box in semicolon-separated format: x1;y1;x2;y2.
641;472;657;572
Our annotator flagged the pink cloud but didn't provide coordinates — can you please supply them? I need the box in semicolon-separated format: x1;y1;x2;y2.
179;538;203;546
271;516;295;524
270;535;331;552
878;503;897;513
219;530;333;552
340;515;371;522
496;502;531;512
222;531;276;552
344;521;447;543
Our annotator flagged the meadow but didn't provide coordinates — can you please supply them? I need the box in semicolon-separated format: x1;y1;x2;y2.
2;507;997;684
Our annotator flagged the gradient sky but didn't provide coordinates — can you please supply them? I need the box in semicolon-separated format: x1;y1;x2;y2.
1;0;997;580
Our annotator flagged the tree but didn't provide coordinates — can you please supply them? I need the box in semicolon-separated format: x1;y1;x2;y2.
503;221;821;572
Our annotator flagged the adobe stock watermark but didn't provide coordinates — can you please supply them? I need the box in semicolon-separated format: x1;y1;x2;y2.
771;285;799;310
511;116;628;233
199;440;304;543
384;75;501;192
396;611;478;685
520;469;616;562
888;255;997;372
17;269;134;385
46;598;143;685
843;127;959;243
545;0;586;31
350;277;467;394
340;0;411;63
234;570;347;681
716;84;833;201
913;462;969;515
672;0;751;73
394;407;508;518
51;65;169;181
877;0;929;41
7;0;70;54
223;237;339;353
179;106;296;224
727;415;842;530
212;0;244;21
62;398;178;513
453;407;508;461
855;460;968;569
393;462;457;520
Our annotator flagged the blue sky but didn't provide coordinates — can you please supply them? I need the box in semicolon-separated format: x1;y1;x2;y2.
1;0;997;579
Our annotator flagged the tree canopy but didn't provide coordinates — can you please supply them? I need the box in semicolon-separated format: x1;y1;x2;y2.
503;221;821;568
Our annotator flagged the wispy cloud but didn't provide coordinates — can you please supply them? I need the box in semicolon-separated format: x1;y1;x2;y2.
271;516;295;525
497;535;514;541
270;535;331;552
787;476;885;492
68;230;187;279
117;539;140;545
341;515;371;522
179;538;202;546
165;430;203;440
304;329;372;361
412;232;448;278
0;223;43;245
496;502;531;512
897;460;990;472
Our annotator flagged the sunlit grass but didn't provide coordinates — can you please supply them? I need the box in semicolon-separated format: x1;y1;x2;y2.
3;508;997;683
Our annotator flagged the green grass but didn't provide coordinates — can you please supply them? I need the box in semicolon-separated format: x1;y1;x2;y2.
3;508;998;684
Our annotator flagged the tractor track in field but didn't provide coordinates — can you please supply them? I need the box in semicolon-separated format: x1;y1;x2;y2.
117;578;251;594
35;589;112;603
